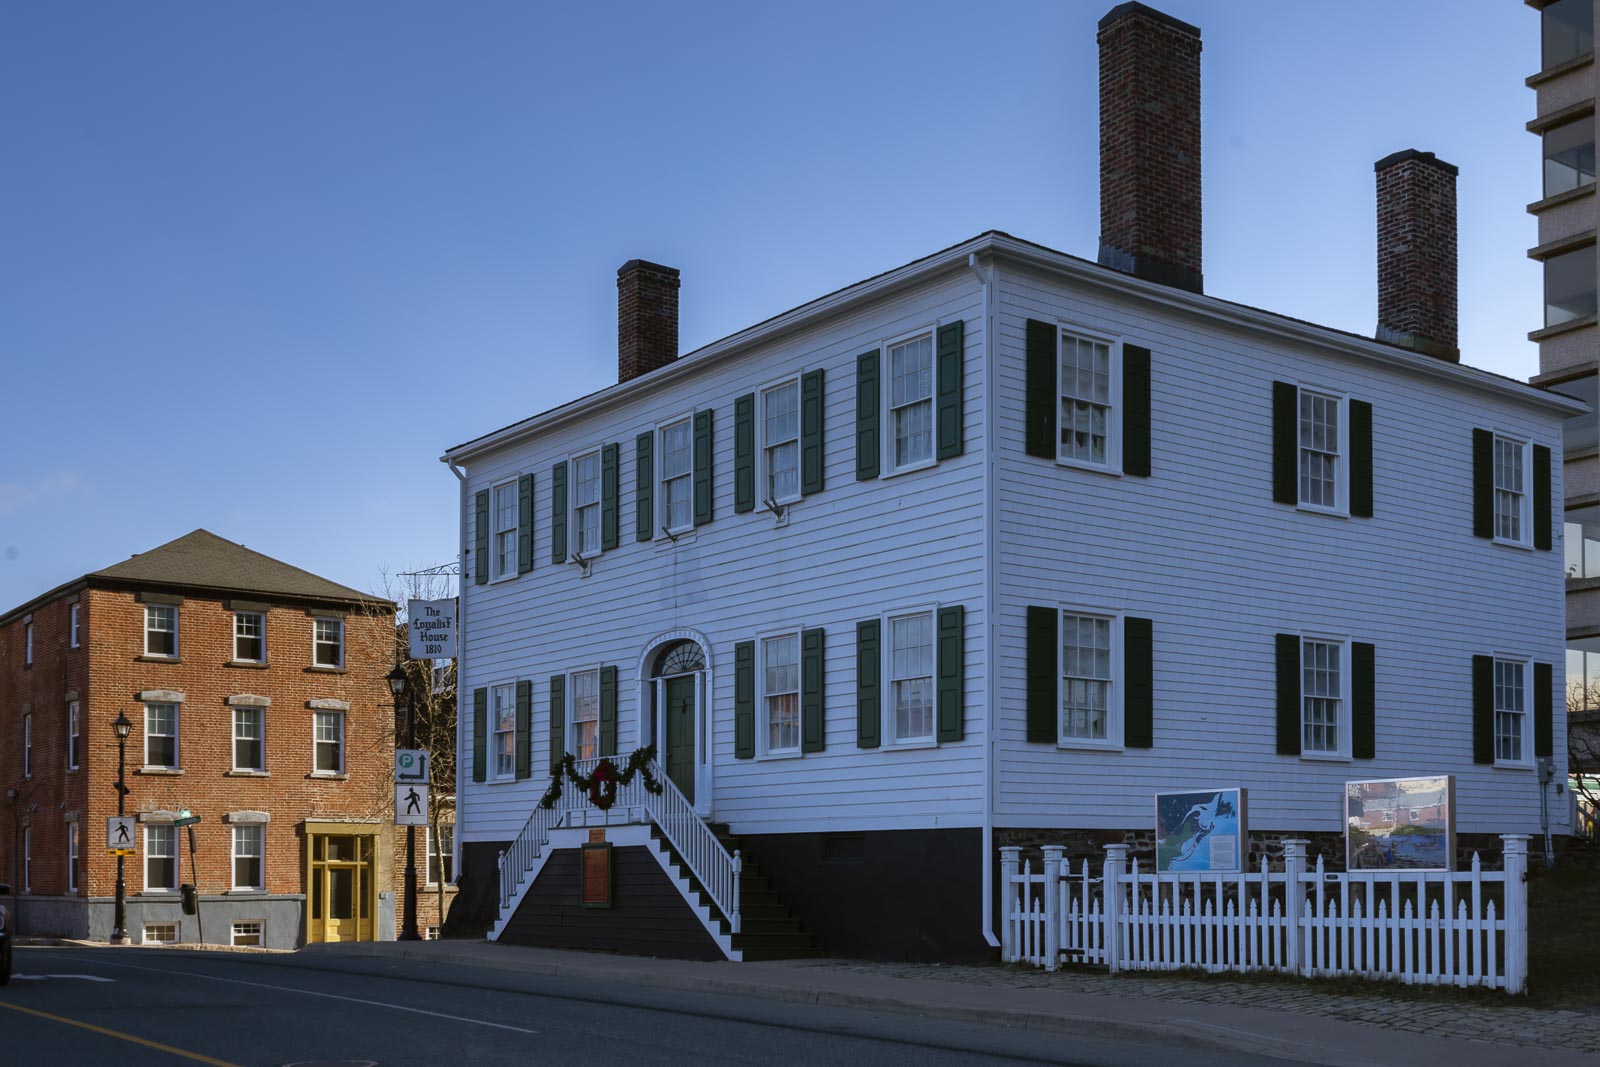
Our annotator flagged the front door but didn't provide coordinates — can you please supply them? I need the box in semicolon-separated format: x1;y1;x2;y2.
309;834;374;943
664;675;696;803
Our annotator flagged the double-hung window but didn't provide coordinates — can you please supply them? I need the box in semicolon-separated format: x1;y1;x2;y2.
492;683;516;779
659;418;694;533
761;632;800;755
314;712;344;773
232;825;264;890
1060;613;1114;743
313;617;344;668
1493;434;1530;545
145;703;178;768
572;451;603;554
491;480;518;579
1494;658;1531;765
887;333;934;472
234;611;265;662
427;824;455;885
761;380;801;504
887;612;935;744
1298;389;1343;510
1301;638;1347;757
233;707;264;771
145;605;177;657
69;603;79;648
570;670;600;760
146;825;177;890
1058;331;1116;467
68;700;80;770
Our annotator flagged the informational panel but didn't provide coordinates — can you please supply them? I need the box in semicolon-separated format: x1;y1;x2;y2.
407;599;457;660
581;842;612;908
106;816;137;855
1154;788;1247;873
395;783;429;826
1346;775;1455;871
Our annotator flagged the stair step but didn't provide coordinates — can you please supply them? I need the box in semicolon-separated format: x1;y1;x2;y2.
738;916;807;935
738;946;827;962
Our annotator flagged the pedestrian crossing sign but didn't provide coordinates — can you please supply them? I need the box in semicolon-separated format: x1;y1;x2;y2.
395;783;429;826
107;816;136;855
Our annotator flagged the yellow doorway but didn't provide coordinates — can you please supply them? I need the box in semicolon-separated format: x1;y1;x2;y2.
305;827;380;943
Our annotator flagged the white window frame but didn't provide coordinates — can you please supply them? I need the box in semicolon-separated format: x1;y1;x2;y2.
1055;606;1124;750
143;922;178;944
568;668;601;761
756;628;803;758
233;610;266;663
569;449;605;558
1055;325;1123;475
144;604;178;658
490;477;519;581
312;616;344;668
882;606;938;747
67;699;80;770
231;920;265;947
425;824;456;886
1298;634;1352;761
881;328;938;477
1492;654;1535;768
758;376;803;507
68;822;79;893
491;682;517;781
69;603;79;649
1492;432;1534;549
24;621;33;665
233;706;265;772
145;824;178;891
23;712;31;778
232;824;264;890
144;703;179;769
1295;385;1349;515
313;711;345;774
657;416;696;536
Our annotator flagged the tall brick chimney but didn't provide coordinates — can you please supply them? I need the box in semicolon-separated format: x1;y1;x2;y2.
1097;2;1203;295
617;259;680;383
1374;150;1459;362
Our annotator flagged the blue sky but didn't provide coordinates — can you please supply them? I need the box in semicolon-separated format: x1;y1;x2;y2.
0;1;1543;609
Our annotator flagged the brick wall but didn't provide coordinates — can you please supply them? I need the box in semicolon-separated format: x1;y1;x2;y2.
617;259;680;383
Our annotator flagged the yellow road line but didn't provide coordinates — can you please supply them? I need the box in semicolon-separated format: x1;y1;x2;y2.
0;1000;243;1067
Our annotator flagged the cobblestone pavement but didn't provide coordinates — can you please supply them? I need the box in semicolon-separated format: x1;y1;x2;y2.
814;960;1600;1054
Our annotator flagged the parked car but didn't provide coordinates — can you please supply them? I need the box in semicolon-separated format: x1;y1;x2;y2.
0;883;10;985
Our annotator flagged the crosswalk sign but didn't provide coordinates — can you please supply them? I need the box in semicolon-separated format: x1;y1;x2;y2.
395;784;428;826
106;816;136;855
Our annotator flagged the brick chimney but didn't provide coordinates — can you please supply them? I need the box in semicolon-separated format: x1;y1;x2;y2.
1097;2;1203;295
617;259;680;383
1374;150;1459;362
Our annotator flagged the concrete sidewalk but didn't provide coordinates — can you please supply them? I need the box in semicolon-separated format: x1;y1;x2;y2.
300;939;1600;1066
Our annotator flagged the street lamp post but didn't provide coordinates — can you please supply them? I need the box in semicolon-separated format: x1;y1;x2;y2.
389;664;421;942
110;710;132;945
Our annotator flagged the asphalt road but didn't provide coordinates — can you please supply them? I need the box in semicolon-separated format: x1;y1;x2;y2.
1;946;1293;1066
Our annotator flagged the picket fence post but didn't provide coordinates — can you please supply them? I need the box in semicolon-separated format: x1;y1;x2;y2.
1500;834;1529;995
1103;844;1129;974
1042;845;1065;972
1000;846;1021;963
1283;839;1308;977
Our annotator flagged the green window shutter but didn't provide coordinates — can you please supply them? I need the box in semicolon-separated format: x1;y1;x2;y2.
801;370;825;496
550;462;568;564
734;641;755;759
1534;444;1552;551
1472;429;1494;539
472;687;487;783
855;350;880;480
937;605;965;742
1471;655;1494;764
635;432;654;542
1124;616;1153;748
1349;400;1373;518
1535;661;1554;759
599;665;618;757
1025;320;1057;459
1272;382;1298;505
548;675;566;774
1275;633;1301;756
517;474;535;573
600;443;620;551
936;321;965;460
515;680;532;779
856;620;881;748
1025;606;1058;743
473;490;489;585
734;394;756;513
1352;642;1375;759
1122;345;1151;477
801;627;826;753
694;409;714;526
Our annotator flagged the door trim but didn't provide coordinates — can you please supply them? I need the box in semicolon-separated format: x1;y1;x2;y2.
637;629;715;817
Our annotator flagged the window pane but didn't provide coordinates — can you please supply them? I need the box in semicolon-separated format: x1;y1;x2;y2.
1569;637;1600;712
763;635;800;752
1059;334;1112;465
1543;0;1594;69
890;612;934;742
1550;374;1598;455
1061;613;1112;740
1567;505;1600;579
661;420;692;479
1544;116;1596;197
763;382;799;445
1546;246;1598;327
314;618;343;666
572;671;600;759
889;335;933;408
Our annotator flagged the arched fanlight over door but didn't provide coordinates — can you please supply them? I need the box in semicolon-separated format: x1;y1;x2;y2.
653;640;706;677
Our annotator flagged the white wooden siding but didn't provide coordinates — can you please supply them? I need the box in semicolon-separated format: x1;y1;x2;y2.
991;262;1570;836
459;269;989;842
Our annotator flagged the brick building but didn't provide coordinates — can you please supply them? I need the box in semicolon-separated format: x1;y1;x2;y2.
0;529;451;948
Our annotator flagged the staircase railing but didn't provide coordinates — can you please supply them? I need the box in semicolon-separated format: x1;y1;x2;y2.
497;800;560;912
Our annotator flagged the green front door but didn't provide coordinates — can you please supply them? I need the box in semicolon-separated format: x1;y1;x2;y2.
664;675;696;803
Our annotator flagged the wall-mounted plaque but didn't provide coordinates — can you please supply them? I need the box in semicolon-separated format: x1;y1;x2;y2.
581;842;612;908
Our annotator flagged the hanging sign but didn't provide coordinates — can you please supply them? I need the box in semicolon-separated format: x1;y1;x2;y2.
407;599;457;659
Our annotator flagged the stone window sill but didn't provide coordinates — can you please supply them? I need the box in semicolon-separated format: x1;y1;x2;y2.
306;665;347;674
137;655;182;664
137;767;184;776
1529;314;1597;342
225;770;270;778
227;660;270;670
307;771;348;781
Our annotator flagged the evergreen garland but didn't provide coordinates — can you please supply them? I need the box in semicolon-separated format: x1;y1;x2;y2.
539;745;664;810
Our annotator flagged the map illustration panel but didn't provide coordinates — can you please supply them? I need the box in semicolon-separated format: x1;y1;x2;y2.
1154;788;1247;873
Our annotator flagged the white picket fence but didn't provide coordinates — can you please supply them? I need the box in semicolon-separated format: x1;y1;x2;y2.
1001;834;1529;993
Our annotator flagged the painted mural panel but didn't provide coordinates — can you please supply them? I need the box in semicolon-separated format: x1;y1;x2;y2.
1154;788;1246;872
1345;775;1455;871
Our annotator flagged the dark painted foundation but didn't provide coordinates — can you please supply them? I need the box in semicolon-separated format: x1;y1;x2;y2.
735;827;991;963
444;840;509;938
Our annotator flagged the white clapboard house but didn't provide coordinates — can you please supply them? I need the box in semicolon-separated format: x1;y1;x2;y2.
441;3;1584;962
